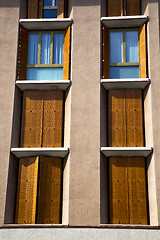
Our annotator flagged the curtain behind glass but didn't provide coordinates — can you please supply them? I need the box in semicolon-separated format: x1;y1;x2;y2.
41;33;51;64
126;31;138;62
110;32;122;63
28;33;39;65
54;33;64;64
44;0;57;6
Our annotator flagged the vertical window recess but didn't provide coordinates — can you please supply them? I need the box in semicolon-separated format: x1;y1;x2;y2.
43;0;58;18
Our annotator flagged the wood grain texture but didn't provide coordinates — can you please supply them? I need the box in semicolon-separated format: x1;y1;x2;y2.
63;27;70;80
15;157;39;224
103;27;109;79
37;157;62;224
108;0;121;16
17;26;28;80
108;90;126;147
126;0;140;16
58;0;64;18
28;0;38;18
140;25;147;78
38;0;44;18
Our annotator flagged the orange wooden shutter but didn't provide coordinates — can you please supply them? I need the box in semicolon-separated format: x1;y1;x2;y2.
15;157;39;224
108;0;121;16
42;91;63;147
125;90;144;147
109;157;129;224
37;157;62;224
20;91;43;148
28;0;38;18
127;158;148;225
108;90;126;147
126;0;140;16
17;26;28;80
63;27;70;80
38;0;44;18
103;26;109;79
140;25;147;78
58;0;64;18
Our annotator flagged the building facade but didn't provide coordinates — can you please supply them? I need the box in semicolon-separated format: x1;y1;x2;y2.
0;0;160;239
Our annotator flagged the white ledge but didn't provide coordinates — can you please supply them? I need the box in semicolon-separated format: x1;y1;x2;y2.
101;78;150;89
16;80;71;91
101;147;153;158
11;148;69;158
101;15;148;28
19;18;73;30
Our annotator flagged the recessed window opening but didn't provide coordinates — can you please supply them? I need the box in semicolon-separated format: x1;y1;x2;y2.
43;0;58;18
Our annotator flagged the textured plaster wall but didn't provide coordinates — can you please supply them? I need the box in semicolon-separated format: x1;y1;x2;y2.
0;1;20;224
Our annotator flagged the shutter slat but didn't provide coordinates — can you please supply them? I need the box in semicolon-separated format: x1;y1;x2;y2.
37;157;62;224
28;0;38;18
58;0;64;18
103;27;109;79
39;0;44;18
126;0;140;16
108;0;121;16
108;90;126;147
42;91;63;147
20;91;43;148
15;157;39;224
140;25;147;78
125;90;144;147
63;27;70;80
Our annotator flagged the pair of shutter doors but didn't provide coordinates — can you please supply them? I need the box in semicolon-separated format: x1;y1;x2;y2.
108;0;140;16
20;91;63;148
103;25;147;79
28;0;65;18
15;156;62;224
17;26;70;81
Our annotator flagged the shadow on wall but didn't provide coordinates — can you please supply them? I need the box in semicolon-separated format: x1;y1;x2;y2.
0;0;20;7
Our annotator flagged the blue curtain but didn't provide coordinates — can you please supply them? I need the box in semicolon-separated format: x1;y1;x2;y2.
27;68;63;80
28;33;39;65
54;33;64;64
41;33;51;64
110;32;122;63
44;0;57;6
126;31;138;62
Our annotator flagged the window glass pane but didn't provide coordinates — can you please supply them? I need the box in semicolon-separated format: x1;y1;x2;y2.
28;33;39;65
109;66;139;78
43;9;57;18
41;33;51;64
54;33;64;64
27;68;63;80
110;32;123;63
44;0;57;7
126;31;138;62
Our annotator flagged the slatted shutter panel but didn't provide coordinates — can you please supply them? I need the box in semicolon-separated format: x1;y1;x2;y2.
103;27;109;79
140;25;147;78
125;90;144;147
17;26;28;80
108;90;126;147
37;157;62;224
42;91;63;147
58;0;64;18
28;0;38;18
126;0;140;16
108;0;121;16
21;91;43;148
15;157;39;224
38;0;44;18
63;27;70;80
109;157;129;224
127;158;148;224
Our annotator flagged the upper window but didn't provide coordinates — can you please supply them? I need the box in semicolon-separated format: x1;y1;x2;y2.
27;31;64;80
43;0;58;18
109;29;139;79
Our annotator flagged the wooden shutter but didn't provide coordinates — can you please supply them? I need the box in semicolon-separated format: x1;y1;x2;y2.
15;157;39;224
108;90;126;147
126;0;140;16
109;157;129;224
28;0;38;18
63;27;70;80
20;91;43;148
127;158;148;225
39;0;44;18
125;90;144;147
17;26;28;80
140;25;147;78
58;0;64;18
103;27;109;79
37;157;62;224
42;91;63;147
108;0;121;16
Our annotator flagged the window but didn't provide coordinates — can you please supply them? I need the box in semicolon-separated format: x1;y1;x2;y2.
43;0;58;18
109;29;139;79
27;31;64;80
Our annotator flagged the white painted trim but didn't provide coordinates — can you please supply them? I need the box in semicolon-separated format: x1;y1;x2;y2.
101;147;153;157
